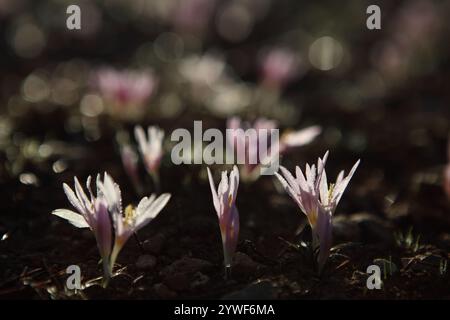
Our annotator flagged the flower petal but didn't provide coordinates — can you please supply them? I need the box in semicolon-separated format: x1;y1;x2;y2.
52;209;90;228
207;167;220;214
331;159;360;206
63;183;85;214
281;125;321;148
135;193;171;230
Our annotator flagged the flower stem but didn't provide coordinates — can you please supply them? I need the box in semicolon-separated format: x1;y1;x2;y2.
150;171;160;193
224;265;232;281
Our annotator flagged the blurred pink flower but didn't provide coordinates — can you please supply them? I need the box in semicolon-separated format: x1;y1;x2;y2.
260;48;302;89
52;173;171;286
94;68;157;119
134;125;165;188
275;152;360;270
227;117;321;181
207;166;240;276
120;145;142;195
173;0;216;35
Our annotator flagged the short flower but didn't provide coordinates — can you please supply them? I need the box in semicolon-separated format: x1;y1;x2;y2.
94;68;157;120
120;144;142;194
275;152;360;270
207;166;240;274
227;117;321;181
52;173;171;285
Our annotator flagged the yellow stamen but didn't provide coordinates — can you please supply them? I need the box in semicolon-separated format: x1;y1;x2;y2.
228;194;233;207
328;183;335;203
124;204;136;225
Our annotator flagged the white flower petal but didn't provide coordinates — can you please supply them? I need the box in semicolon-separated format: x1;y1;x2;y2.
207;167;220;214
135;193;171;230
281;126;321;148
63;183;85;214
52;209;89;228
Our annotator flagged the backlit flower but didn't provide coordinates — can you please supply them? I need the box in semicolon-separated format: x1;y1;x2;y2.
227;117;321;181
275;152;360;270
134;125;165;188
207;166;240;276
52;173;171;285
120;144;142;195
94;68;157;120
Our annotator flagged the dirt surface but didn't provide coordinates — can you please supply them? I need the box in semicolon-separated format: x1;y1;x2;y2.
0;0;450;300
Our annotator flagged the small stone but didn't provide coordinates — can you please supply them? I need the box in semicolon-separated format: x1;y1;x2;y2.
190;272;210;289
153;283;177;299
164;273;190;292
160;257;213;277
135;255;157;270
233;252;261;278
143;233;165;254
332;216;361;242
349;212;394;244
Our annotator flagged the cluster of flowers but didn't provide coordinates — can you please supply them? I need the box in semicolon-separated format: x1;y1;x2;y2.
53;173;171;286
52;67;359;285
53;148;359;285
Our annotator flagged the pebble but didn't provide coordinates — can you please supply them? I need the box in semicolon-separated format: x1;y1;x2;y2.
164;273;190;291
190;272;210;289
233;252;261;278
160;257;213;276
335;212;394;244
153;283;177;299
135;255;157;270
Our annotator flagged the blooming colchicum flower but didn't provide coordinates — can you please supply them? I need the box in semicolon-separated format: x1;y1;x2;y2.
207;166;240;278
227;117;321;181
134;125;165;190
52;173;171;286
120;144;143;195
94;68;157;120
275;152;360;270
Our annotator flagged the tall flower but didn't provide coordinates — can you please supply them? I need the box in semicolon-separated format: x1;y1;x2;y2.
52;173;171;286
207;166;240;278
120;144;143;195
227;117;321;181
134;125;165;190
275;152;360;270
94;68;157;120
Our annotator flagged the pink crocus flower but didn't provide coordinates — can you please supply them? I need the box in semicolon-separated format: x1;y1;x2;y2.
134;125;165;189
52;173;171;286
172;0;216;35
94;68;157;120
120;145;143;195
207;166;240;278
227;117;321;181
260;48;302;89
275;152;360;270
